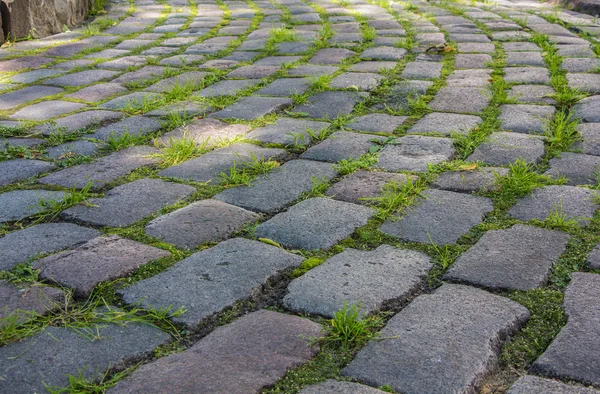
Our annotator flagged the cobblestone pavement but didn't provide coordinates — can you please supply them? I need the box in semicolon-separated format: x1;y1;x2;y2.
1;0;600;392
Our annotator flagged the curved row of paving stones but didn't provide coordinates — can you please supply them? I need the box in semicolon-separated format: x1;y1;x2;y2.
1;0;600;392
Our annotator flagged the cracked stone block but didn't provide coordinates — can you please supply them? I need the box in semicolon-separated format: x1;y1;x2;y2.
144;71;210;92
159;143;288;183
98;92;164;111
44;70;119;87
504;67;550;84
284;245;432;317
210;96;293;120
431;167;508;193
377;135;456;172
429;86;490;114
508;376;600;394
292;91;368;119
119;239;304;327
300;131;384;163
380;189;493;245
347;114;408;133
300;380;388;394
107;310;320;393
342;284;529;394
255;197;374;250
40;146;159;190
0;281;65;322
64;83;128;102
0;223;100;271
574;96;600;123
544;152;600;185
508;185;599;226
215;159;337;213
568;73;600;94
37;235;170;298
531;273;600;386
360;46;407;60
572;123;600;156
444;224;570;290
506;52;545;66
62;178;195;228
0;159;55;186
455;54;493;68
325;170;411;205
156;118;250;147
9;101;86;121
194;79;261;97
89;116;162;141
467;132;545;165
499;104;556;134
329;72;384;91
246;117;329;146
408;112;482;135
309;48;356;64
37;110;124;136
401;61;443;80
255;78;310;96
0;190;65;223
0;316;169;394
227;65;279;79
508;85;556;105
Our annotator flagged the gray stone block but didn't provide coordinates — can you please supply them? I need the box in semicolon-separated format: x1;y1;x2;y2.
349;61;397;72
429;86;490;114
64;83;128;102
325;170;411;205
0;159;55;186
37;110;124;136
508;376;600;394
573;123;600;156
574;95;600;123
401;61;443;80
586;243;600;269
431;167;508;193
504;67;550;84
292;91;369;119
446;69;491;87
330;72;384;91
0;85;63;111
255;78;310;96
408;112;482;135
111;66;167;84
360;46;407;60
506;52;545;66
44;70;119;87
194;79;261;97
568;73;600;94
0;190;65;223
89;115;162;141
310;48;355;64
455;54;493;68
372;80;433;112
347;114;408;133
300;131;385;163
544;152;600;185
98;92;164;112
300;380;387;394
210;96;293;120
246;117;329;146
144;71;210;93
377;135;456;172
226;65;279;79
562;58;600;73
499;104;555;134
9;101;86;121
508;85;556;105
287;65;339;77
467;132;545;165
0;281;65;322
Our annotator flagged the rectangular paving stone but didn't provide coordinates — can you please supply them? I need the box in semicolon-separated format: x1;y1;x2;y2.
509;376;600;394
506;52;545;67
0;159;55;186
504;67;551;84
119;239;304;327
429;87;490;114
458;43;495;53
347;114;408;133
156;118;250;147
544;152;600;185
246;117;329;146
144;71;210;93
573;123;600;156
300;380;388;394
467;132;545;165
380;189;493;245
562;58;600;73
108;310;320;394
0;190;65;223
0;281;65;322
284;245;432;318
89;115;162;141
401;61;443;80
431;167;508;193
309;48;356;65
330;72;384;91
444;224;570;290
446;69;491;87
210;96;293;120
64;83;128;102
44;70;120;87
377;135;456;172
508;85;556;105
255;197;374;250
349;61;398;72
62;178;195;228
6;69;64;84
342;284;529;394
98;92;164;112
37;110;124;136
111;66;167;84
254;56;303;66
360;46;407;61
97;56;148;70
227;65;280;79
568;73;600;94
40;146;159;190
325;170;411;205
287;65;339;77
9;101;86;121
292;91;369;119
499;104;555;134
194;79;261;97
408;112;482;135
455;54;493;69
574;95;600;123
37;235;170;298
300;131;385;163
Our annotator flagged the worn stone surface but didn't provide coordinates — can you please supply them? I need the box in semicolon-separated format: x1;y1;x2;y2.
64;83;128;102
499;104;556;134
37;110;124;136
284;245;432;317
504;67;550;84
44;70;119;87
401;61;443;79
508;85;556;105
255;197;374;250
325;170;411;205
300;380;387;394
0;159;55;186
300;131;384;163
195;79;261;97
573;123;600;156
210;96;292;120
246;117;329;146
119;239;304;327
310;48;356;64
431;167;508;193
0;190;65;223
508;376;600;394
372;80;433;112
544;152;600;185
292;91;368;119
377;135;456;172
467;132;545;165
156;118;250;147
0;281;65;322
408;112;482;135
342;284;530;394
347;114;408;133
9;100;85;121
329;72;384;91
429;87;490;114
255;78;310;96
574;95;600;123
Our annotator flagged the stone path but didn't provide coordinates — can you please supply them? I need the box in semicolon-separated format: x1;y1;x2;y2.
0;0;600;392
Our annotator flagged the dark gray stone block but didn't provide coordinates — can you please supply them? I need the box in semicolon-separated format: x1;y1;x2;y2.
300;380;387;394
111;66;167;84
401;61;443;80
64;83;128;102
455;54;493;68
292;91;369;119
330;72;384;91
347;114;408;133
574;95;600;123
310;48;355;64
89;116;162;141
360;46;407;60
508;376;600;394
408;112;482;135
226;65;279;79
586;243;600;269
0;281;65;321
429;87;490;114
431;167;508;193
210;97;293;120
0;190;65;223
504;67;550;84
467;132;545;165
544;152;600;185
194;79;261;97
300;131;385;163
325;170;411;205
9;101;86;121
0;86;63;111
573;123;600;156
44;70;119;87
246;117;329;146
0;159;55;186
37;110;124;136
371;80;433;112
499;104;555;134
98;92;164;111
508;85;556;105
377;135;456;172
255;78;310;96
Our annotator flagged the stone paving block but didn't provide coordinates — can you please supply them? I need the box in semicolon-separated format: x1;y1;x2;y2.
431;167;508;193
557;45;595;58
586;243;600;269
408;112;482;135
0;56;54;72
255;197;374;250
37;110;124;136
300;380;387;394
506;52;545;67
448;33;491;43
508;376;600;394
284;244;432;317
347;114;408;133
446;69;491;87
144;71;210;93
108;310;320;393
360;46;407;60
97;56;148;70
455;54;492;69
504;67;551;84
492;31;531;41
531;273;600;386
292;91;368;119
508;185;598;226
562;58;600;73
329;72;384;91
246;117;329;146
429;86;490;114
194;79;261;97
156;118;250;147
444;224;570;290
90;115;162;141
504;42;542;51
119;239;304;327
372;80;433;112
573;123;600;156
210;96;293;120
574;95;600;123
98;92;164;111
146;199;259;249
277;41;311;54
0;137;45;148
348;61;397;72
0;317;169;394
6;69;64;84
40;146;159;190
114;39;155;50
380;189;493;245
401;61;443;80
146;101;213;117
64;83;128;102
377;135;456;172
227;65;280;79
0;190;65;223
499;104;555;134
0;281;65;321
417;32;447;44
342;284;529;394
309;48;356;64
508;85;556;105
111;66;167;84
300;131;384;163
0;159;55;186
255;78;310;96
467;132;545;165
0;223;100;271
544;152;600;185
44;70;119;87
159;143;288;183
254;56;303;66
9;101;86;121
160;54;206;67
62;178;195;228
458;43;495;53
288;65;339;77
325;170;411;205
568;73;600;94
215;159;337;213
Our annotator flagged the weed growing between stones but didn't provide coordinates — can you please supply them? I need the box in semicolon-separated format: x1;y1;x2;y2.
103;131;154;152
317;302;385;350
45;364;138;394
35;181;96;222
218;154;280;186
363;178;426;220
334;153;379;176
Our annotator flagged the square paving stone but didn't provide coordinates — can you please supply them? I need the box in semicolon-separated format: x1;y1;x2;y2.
9;101;86;121
454;54;493;69
40;146;159;190
287;65;339;77
119;239;305;327
215;159;337;213
0;281;65;322
210;96;293;120
408;112;482;135
508;376;600;394
400;61;443;80
255;78;310;96
300;131;385;163
246;117;329;146
145;199;260;249
284;244;432;317
506;52;545;67
0;159;56;186
377;135;456;172
227;65;280;79
572;123;600;156
89;115;162;140
329;72;384;91
36;235;170;298
325;170;411;205
467;132;545;165
508;85;556;105
544;152;600;185
0;223;100;271
309;48;356;65
508;185;599;226
531;273;600;387
0;315;169;394
44;70;120;87
444;224;570;290
342;284;529;394
380;189;493;245
562;58;600;73
504;67;551;84
499;104;555;134
64;83;128;102
347;114;408;133
568;73;600;94
98;92;164;112
360;46;407;61
194;79;261;97
144;71;210;93
0;190;65;223
431;167;508;193
159;143;288;183
37;110;124;136
62;178;195;228
292;91;369;119
111;66;167;84
429;87;490;114
255;197;374;250
107;310;320;394
574;95;600;123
